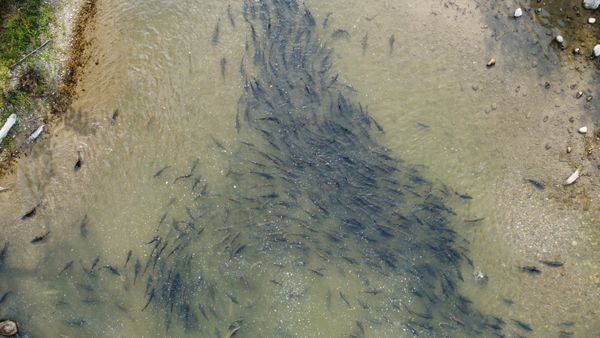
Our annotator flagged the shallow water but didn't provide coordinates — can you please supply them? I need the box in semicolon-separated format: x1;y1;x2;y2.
1;0;600;337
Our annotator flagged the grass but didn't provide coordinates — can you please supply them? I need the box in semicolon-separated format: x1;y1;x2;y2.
0;0;55;150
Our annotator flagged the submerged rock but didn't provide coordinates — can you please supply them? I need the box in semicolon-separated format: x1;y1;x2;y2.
593;44;600;57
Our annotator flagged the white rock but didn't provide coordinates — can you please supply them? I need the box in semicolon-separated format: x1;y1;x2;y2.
565;167;581;185
0;114;17;146
28;124;45;142
589;17;597;24
594;44;600;57
556;35;564;44
579;126;588;134
584;0;600;10
514;8;523;18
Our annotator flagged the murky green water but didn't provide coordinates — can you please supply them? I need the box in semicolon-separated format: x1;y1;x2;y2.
1;0;600;337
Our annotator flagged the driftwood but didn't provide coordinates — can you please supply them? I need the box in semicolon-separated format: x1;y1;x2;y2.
0;114;17;145
10;39;52;69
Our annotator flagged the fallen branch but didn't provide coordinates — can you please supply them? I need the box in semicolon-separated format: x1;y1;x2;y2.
10;39;52;69
0;114;17;146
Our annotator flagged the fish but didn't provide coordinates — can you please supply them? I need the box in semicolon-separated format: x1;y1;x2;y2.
512;319;533;332
111;109;120;124
79;215;89;238
30;231;51;244
220;57;227;78
21;205;38;220
74;150;84;171
525;178;545;190
331;29;351;40
520;266;542;275
153;165;171;178
124;250;132;267
103;265;121;276
389;34;396;55
212;20;221;46
361;33;368;55
539;259;563;268
227;4;236;27
59;261;74;276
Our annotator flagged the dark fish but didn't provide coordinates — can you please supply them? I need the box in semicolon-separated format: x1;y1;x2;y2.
539;259;563;267
124;250;132;267
525;178;545;190
417;122;430;130
512;319;533;332
227;4;236;27
31;231;50;244
212;20;221;46
74;150;84;171
389;34;396;55
370;117;384;133
0;291;11;305
0;242;9;271
133;259;141;284
331;29;350;40
220;57;227;78
21;206;37;220
309;268;324;277
322;12;332;29
464;218;485;223
153;165;171;178
455;192;473;200
89;256;100;273
198;304;208;320
520;266;541;275
59;260;74;275
142;289;155;311
111;109;119;124
339;291;351;307
226;293;239;305
356;320;365;335
103;265;121;276
502;298;514;306
361;33;368;55
79;215;89;238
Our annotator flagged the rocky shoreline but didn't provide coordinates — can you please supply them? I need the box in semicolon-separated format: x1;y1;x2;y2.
0;0;96;177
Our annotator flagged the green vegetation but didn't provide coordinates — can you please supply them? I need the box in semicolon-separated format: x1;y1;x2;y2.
0;0;55;147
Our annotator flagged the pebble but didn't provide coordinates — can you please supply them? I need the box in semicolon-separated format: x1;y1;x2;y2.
579;126;588;134
573;47;581;54
594;44;600;57
545;143;552;150
587;95;593;102
473;268;489;284
576;91;584;99
567;146;572;153
589;17;597;24
569;116;575;123
487;58;496;67
514;8;523;18
0;320;17;337
556;35;564;44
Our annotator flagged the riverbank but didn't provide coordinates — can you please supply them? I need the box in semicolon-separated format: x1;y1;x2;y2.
0;0;96;177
